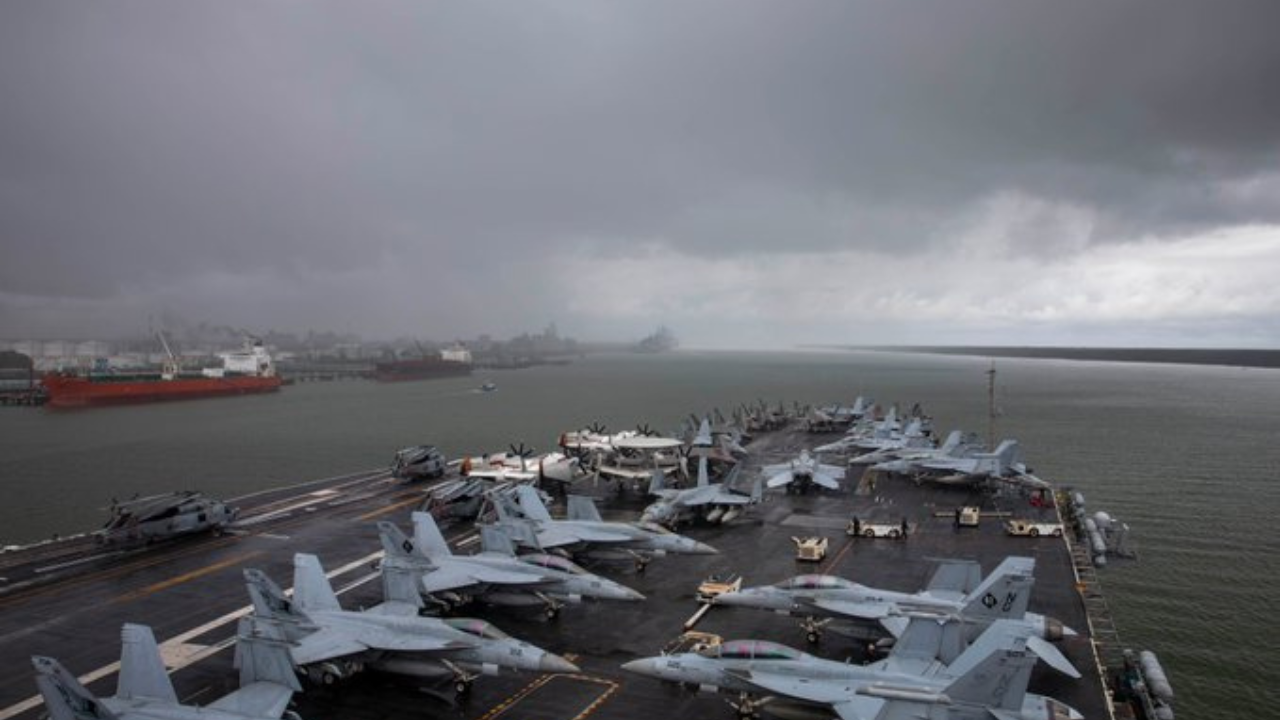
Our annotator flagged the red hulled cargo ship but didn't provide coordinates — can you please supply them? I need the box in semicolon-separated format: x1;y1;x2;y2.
42;338;283;408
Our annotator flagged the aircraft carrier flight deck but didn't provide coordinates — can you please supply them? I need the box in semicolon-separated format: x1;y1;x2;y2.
0;426;1116;720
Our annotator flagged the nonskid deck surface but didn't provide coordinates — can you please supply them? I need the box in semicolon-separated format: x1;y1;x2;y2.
0;428;1105;720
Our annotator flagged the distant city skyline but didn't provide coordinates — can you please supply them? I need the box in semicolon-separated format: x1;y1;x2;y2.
4;3;1280;349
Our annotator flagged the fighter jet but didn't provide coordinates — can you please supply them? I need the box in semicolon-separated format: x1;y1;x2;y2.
640;457;764;527
244;553;577;691
377;512;643;617
864;430;981;474
487;486;717;569
913;439;1049;489
760;449;846;493
713;556;1074;647
33;619;300;720
622;618;1082;720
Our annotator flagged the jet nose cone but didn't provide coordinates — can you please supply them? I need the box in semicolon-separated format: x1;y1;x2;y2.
620;586;647;601
690;540;718;555
621;658;657;677
539;653;579;674
1061;624;1079;638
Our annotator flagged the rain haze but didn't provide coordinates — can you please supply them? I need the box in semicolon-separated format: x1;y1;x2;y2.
3;1;1280;349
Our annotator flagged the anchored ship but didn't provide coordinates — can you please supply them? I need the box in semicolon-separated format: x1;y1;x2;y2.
41;337;283;408
374;343;472;382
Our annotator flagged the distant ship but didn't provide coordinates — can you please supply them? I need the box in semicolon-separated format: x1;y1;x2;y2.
374;343;473;382
634;326;678;353
42;337;283;408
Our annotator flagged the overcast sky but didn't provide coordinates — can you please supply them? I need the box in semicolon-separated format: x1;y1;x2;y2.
3;1;1280;348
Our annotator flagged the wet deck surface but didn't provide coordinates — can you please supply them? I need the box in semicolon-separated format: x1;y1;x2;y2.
0;427;1106;720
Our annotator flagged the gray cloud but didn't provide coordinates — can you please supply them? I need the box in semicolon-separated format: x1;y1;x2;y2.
3;1;1280;343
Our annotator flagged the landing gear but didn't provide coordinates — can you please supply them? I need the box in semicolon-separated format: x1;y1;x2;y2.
800;616;829;644
454;679;472;695
728;692;769;719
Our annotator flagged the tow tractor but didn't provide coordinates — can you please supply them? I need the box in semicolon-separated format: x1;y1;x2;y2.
792;536;829;561
1005;519;1064;538
846;518;908;539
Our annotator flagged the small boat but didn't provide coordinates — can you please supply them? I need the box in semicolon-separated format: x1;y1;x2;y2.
480;382;498;393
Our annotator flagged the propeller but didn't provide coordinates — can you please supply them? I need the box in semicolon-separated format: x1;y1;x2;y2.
587;421;608;435
509;442;534;472
635;423;658;437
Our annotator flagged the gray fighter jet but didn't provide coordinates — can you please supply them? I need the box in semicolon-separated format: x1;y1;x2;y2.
714;557;1074;648
245;553;577;692
761;449;846;493
862;430;980;473
641;457;764;527
913;439;1049;489
33;619;300;720
487;486;717;569
622;618;1082;720
378;512;643;617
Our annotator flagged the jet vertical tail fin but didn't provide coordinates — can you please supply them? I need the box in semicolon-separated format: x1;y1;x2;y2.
942;636;1035;710
233;616;301;691
961;557;1034;621
410;511;453;559
32;657;119;720
937;430;964;455
480;524;517;556
378;521;418;559
514;485;553;522
696;456;709;488
488;489;524;522
381;563;425;608
992;439;1021;471
292;553;342;612
566;494;603;522
244;568;305;624
117;623;178;703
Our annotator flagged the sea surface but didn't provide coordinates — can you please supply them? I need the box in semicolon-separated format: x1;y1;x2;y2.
2;350;1276;718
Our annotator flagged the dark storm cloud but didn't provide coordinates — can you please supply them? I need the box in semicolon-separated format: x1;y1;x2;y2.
2;1;1280;340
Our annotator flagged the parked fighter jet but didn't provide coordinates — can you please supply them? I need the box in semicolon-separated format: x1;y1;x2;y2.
761;449;845;493
487;486;716;569
244;553;577;691
845;419;936;463
864;430;980;474
623;618;1082;720
97;490;237;545
377;512;643;617
33;619;300;720
913;439;1049;489
713;556;1074;647
640;457;764;527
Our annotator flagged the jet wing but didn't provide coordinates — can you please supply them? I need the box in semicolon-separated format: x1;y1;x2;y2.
766;471;795;488
568;525;637;544
803;597;891;620
810;472;842;490
420;564;544;594
291;626;473;664
727;668;855;704
760;463;790;475
208;682;294;719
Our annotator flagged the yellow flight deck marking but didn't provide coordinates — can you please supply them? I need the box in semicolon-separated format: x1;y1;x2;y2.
355;492;427;521
112;551;263;603
820;537;856;574
473;673;619;720
0;551;385;720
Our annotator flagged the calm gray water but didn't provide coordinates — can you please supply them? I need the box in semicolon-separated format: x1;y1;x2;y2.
2;350;1276;717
